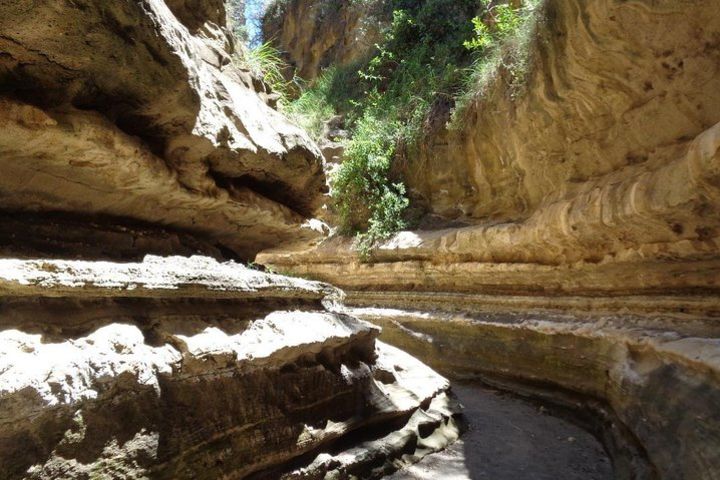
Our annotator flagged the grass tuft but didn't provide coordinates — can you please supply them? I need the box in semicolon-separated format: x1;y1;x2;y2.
452;0;543;126
235;40;299;104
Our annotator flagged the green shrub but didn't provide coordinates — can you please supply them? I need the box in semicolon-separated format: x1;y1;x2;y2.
283;0;541;258
331;114;408;258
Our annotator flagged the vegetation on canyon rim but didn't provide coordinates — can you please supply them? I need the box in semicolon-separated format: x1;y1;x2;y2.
256;0;542;256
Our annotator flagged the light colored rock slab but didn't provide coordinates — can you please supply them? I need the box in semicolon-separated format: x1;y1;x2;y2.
0;255;337;299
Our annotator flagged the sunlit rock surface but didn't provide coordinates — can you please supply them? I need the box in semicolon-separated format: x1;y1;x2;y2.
0;0;718;477
0;256;457;479
0;1;463;478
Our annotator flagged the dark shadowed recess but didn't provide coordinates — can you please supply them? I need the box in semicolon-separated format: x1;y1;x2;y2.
0;211;236;261
455;376;657;480
388;383;618;480
0;296;325;344
247;395;464;480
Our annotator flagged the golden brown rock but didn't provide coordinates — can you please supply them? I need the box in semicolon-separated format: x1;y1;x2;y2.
256;2;720;478
263;0;386;81
0;99;318;259
406;0;720;223
258;0;720;302
0;0;328;259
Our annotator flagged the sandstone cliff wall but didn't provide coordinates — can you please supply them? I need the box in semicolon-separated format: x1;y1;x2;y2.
263;0;387;81
0;0;329;259
407;0;720;224
348;305;720;480
257;3;720;477
1;0;719;478
260;0;720;301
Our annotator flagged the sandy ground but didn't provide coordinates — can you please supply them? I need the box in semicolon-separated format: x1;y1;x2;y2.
389;383;613;480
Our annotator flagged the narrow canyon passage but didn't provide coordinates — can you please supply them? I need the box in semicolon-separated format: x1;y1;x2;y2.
389;383;612;480
1;0;718;478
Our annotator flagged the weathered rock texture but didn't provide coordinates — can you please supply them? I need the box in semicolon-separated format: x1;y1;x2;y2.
0;256;458;479
409;0;720;222
263;0;387;81
259;0;720;301
0;1;464;479
257;1;720;478
346;304;720;480
0;0;328;260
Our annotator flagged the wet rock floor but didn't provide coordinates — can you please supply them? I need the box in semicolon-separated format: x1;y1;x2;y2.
389;383;613;480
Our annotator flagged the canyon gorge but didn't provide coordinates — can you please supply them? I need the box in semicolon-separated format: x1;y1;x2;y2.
0;0;718;479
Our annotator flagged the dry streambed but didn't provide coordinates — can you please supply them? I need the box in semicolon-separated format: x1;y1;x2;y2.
347;304;720;479
390;383;613;480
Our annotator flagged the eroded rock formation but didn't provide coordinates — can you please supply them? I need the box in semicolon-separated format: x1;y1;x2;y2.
258;1;720;478
0;0;328;259
408;0;720;224
260;0;720;298
0;1;460;479
0;256;459;479
1;0;719;477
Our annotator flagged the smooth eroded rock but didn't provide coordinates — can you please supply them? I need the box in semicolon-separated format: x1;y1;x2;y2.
348;302;720;480
0;0;328;259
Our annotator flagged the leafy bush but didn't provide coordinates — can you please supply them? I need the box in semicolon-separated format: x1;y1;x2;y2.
463;2;523;52
331;114;408;258
325;0;480;255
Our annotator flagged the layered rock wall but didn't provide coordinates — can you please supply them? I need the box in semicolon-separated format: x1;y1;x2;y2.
259;0;720;302
407;0;720;224
0;257;458;479
0;2;461;479
0;0;328;259
2;0;719;478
